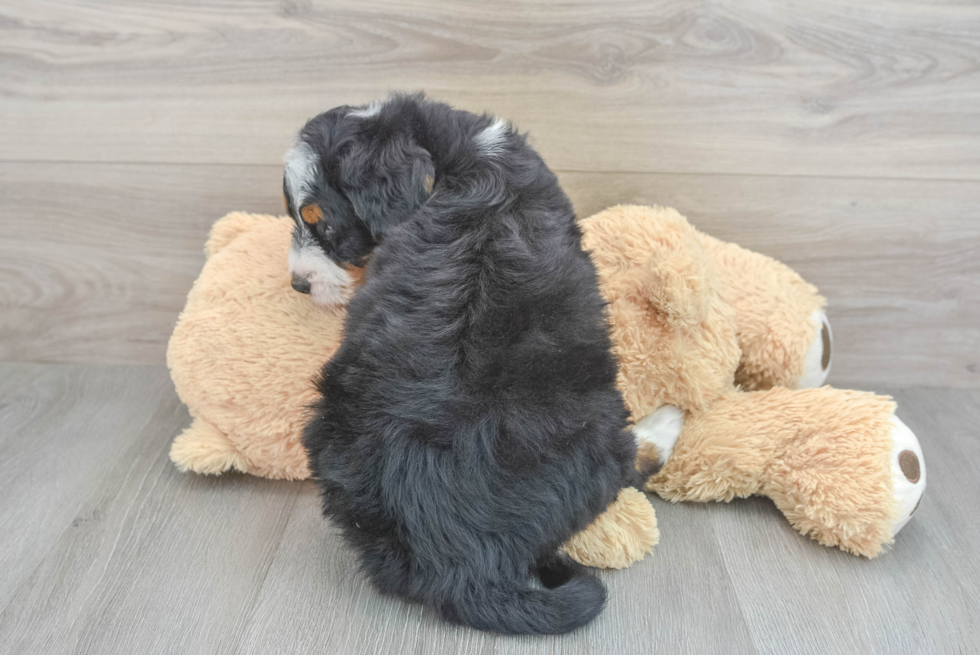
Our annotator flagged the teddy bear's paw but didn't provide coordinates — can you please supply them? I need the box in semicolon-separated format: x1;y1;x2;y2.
633;405;685;470
889;414;926;536
797;310;832;388
170;418;252;476
561;488;658;569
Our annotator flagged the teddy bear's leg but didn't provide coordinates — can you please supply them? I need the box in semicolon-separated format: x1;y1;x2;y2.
646;388;926;557
561;487;659;569
769;400;927;557
703;238;830;390
169;417;253;475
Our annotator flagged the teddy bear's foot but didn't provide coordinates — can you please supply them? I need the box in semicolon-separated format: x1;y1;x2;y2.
170;418;252;476
889;414;926;536
797;310;832;388
633;405;685;471
561;487;658;569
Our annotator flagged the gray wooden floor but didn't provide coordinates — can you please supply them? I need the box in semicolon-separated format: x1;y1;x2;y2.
2;0;980;652
0;362;977;654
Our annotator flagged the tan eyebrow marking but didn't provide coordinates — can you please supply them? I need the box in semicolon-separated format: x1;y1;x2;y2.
301;204;323;224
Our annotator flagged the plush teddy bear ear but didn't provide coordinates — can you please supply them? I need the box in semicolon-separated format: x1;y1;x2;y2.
639;227;715;329
205;212;264;259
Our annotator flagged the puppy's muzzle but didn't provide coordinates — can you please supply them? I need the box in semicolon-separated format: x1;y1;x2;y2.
291;275;311;294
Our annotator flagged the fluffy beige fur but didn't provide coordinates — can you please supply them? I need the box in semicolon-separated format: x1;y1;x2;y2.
583;206;920;558
169;205;920;563
169;212;336;480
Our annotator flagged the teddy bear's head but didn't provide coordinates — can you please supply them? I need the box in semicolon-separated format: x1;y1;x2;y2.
581;206;742;420
581;205;830;423
168;213;346;479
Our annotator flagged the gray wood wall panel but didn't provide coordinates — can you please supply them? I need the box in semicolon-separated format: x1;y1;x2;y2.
2;1;979;180
2;163;976;387
2;0;978;385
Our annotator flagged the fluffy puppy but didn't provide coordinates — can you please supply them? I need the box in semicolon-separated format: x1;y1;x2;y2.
286;94;648;635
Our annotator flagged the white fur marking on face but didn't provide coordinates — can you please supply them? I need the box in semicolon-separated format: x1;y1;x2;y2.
633;405;685;465
798;309;831;388
474;118;508;155
889;414;926;536
288;238;355;308
284;139;319;209
348;100;384;119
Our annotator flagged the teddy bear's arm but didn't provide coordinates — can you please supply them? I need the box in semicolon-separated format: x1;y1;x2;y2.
170;417;253;475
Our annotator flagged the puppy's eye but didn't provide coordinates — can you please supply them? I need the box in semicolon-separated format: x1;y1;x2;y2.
300;204;323;225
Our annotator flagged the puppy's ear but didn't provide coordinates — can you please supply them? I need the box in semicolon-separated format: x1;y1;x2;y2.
340;135;435;237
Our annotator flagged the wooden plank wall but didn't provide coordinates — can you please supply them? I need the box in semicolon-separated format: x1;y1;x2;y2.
1;0;978;387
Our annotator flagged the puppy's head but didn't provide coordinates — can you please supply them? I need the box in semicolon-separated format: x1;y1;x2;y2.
282;97;435;308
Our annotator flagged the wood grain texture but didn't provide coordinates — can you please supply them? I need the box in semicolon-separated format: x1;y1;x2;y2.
234;486;757;655
2;0;978;385
0;365;302;654
2;0;980;178
0;162;281;365
0;364;977;653
0;364;179;610
2;162;977;387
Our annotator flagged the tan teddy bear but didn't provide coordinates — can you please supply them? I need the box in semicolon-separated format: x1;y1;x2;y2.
169;206;924;564
582;205;925;557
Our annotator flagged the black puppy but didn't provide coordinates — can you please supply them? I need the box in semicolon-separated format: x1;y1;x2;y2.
286;94;648;635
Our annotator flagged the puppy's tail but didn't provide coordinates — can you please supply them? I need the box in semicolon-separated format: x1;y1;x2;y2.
439;558;606;635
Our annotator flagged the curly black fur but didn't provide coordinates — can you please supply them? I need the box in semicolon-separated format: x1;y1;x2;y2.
292;94;646;635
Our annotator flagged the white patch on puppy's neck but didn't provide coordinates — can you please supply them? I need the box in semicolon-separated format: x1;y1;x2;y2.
474;118;508;155
284;139;319;209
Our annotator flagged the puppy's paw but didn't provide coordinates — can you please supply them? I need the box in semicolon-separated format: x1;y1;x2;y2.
633;405;685;471
797;310;832;388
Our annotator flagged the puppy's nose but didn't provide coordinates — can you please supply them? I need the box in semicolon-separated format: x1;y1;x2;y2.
291;275;311;294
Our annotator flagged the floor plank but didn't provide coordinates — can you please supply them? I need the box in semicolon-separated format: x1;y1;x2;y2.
0;364;180;610
0;364;976;653
0;368;302;653
2;162;977;387
234;486;757;655
2;0;979;179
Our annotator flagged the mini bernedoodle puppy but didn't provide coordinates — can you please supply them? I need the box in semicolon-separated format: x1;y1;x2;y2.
284;94;654;635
